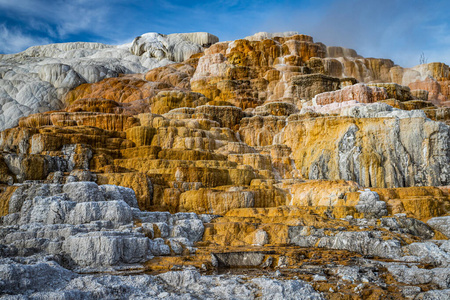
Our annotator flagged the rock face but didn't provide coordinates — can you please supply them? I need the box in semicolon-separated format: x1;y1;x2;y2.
0;181;205;271
0;263;324;299
393;62;450;105
427;216;450;238
355;189;388;218
130;32;219;62
1;30;450;299
284;104;450;188
0;32;218;131
314;83;389;105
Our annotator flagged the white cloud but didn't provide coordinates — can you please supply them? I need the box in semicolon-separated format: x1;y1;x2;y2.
257;0;450;68
0;24;51;54
0;0;116;39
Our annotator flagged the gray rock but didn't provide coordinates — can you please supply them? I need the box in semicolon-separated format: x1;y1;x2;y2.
1;223;114;256
172;219;204;243
212;252;266;267
0;258;325;299
431;267;450;289
337;124;361;183
168;238;186;255
8;183;63;213
66;200;132;225
387;264;433;285
198;214;221;223
62;273;159;299
380;217;435;239
47;171;65;184
61;144;92;172
63;231;151;267
69;169;95;182
277;256;289;268
415;289;450;300
99;184;139;208
18;194;75;225
149;238;171;256
7;185;134;227
251;277;324;300
65;175;77;183
406;242;450;266
132;210;172;223
288;225;325;246
332;265;380;284
318;231;402;259
173;212;199;221
0;182;210;273
427;216;450;238
0;260;76;295
0;183;207;269
441;240;450;253
3;153;69;182
158;270;251;299
313;275;327;281
0;212;20;225
154;222;171;238
355;190;388;218
141;223;154;238
62;181;105;202
399;285;422;299
341;102;427;119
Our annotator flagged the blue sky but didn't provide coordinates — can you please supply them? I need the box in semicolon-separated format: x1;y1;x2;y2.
0;0;449;67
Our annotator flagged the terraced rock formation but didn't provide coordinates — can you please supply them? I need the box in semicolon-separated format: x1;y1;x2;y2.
0;32;218;131
0;31;450;299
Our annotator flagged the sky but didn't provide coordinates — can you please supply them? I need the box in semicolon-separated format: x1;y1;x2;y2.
0;0;449;68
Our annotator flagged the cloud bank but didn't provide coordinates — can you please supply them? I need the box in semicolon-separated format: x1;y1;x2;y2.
0;23;50;53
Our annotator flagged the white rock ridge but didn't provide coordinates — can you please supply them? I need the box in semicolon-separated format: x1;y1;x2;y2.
0;181;205;271
0;262;325;299
130;32;219;62
0;32;219;131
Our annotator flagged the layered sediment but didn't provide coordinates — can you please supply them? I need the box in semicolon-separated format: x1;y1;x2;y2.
1;31;450;299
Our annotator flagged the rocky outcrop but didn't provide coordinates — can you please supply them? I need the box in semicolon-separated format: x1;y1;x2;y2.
355;190;388;218
0;32;217;131
314;83;388;105
0;262;324;299
0;181;205;270
130;32;218;62
290;180;359;206
284;103;450;188
1;30;450;299
427;216;450;238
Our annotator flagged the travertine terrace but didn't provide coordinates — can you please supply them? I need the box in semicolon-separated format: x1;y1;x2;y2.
0;31;450;299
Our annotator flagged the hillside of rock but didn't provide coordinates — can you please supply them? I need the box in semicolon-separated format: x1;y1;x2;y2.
0;31;450;299
0;32;218;131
